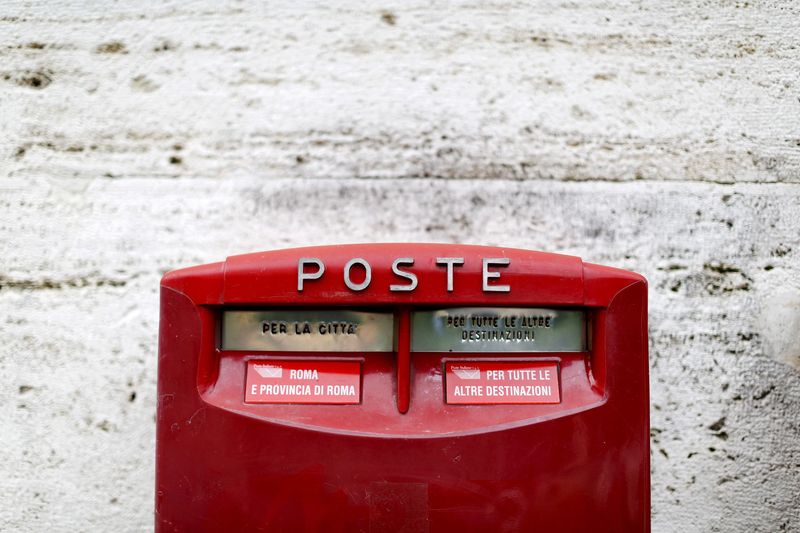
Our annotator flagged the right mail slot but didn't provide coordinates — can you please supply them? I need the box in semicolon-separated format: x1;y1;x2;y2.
411;307;586;352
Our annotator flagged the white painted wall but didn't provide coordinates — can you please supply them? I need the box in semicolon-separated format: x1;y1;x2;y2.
1;1;798;531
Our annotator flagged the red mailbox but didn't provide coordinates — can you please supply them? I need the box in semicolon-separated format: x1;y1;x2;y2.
156;244;649;531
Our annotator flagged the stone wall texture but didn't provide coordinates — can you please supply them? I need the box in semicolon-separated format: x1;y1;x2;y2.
1;1;799;531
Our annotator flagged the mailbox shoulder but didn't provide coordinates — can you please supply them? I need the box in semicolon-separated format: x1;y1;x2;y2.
160;261;225;305
582;261;647;307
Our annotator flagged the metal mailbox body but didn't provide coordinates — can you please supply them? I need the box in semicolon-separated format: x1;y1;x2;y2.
156;244;649;531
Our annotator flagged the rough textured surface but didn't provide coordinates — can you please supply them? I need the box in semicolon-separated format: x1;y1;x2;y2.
1;1;799;532
3;0;800;183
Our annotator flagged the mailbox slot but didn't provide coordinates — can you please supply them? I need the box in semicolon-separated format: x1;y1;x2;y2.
220;307;587;353
221;309;395;352
206;305;598;434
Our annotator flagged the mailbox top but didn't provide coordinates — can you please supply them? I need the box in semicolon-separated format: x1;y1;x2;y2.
161;243;644;307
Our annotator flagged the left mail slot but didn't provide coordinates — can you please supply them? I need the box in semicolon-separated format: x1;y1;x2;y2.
222;310;394;352
244;360;362;404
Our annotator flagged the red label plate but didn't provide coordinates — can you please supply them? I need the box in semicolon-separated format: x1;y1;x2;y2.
444;360;560;404
245;360;361;404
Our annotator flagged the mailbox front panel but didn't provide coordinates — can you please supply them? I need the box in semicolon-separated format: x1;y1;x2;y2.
156;244;648;531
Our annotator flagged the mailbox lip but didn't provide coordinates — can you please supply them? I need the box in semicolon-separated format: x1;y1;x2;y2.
159;244;646;311
211;393;609;440
223;243;585;304
207;350;605;440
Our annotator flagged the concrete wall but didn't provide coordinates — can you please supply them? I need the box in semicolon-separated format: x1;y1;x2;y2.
1;1;798;531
